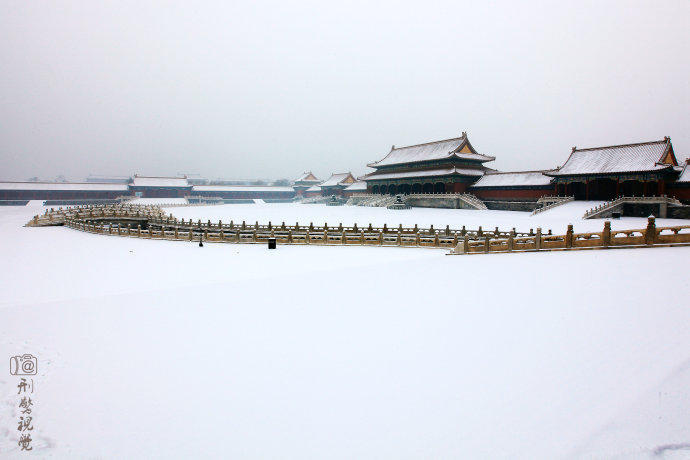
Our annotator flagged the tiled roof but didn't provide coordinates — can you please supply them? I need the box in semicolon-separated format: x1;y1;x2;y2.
192;185;294;192
320;172;354;187
344;181;367;191
362;167;484;181
548;139;676;176
305;185;321;192
471;171;553;188
131;176;190;187
368;133;494;168
295;172;319;182
0;182;129;191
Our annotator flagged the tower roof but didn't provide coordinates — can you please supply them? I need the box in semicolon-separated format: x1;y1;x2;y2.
367;132;495;168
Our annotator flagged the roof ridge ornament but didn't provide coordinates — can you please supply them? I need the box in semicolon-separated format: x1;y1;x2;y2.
462;131;467;138
572;146;577;152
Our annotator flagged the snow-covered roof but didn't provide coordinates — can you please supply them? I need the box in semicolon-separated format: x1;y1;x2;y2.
295;171;319;182
320;172;355;187
344;181;367;191
471;171;553;188
676;160;690;182
368;133;495;168
192;185;295;192
548;139;676;176
131;176;190;187
363;167;484;181
305;185;321;192
0;182;129;191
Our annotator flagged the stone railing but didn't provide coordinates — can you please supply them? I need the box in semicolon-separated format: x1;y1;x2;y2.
531;196;574;215
29;205;547;251
583;195;683;219
25;204;166;226
459;193;488;210
451;216;690;255
28;206;690;256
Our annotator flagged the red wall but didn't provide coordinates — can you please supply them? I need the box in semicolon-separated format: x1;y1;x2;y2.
667;185;690;203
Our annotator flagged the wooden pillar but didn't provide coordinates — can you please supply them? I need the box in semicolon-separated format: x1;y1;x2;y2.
585;180;590;200
615;179;620;198
643;181;648;197
658;180;665;196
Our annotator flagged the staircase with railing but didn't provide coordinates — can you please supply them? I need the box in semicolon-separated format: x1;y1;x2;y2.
531;196;574;215
583;195;683;219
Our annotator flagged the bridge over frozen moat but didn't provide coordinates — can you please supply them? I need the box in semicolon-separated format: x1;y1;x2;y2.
26;204;690;255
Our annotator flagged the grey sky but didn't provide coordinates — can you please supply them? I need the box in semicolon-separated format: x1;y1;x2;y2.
1;0;688;182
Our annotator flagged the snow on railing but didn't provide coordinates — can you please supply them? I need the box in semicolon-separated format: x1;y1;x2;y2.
28;205;690;256
451;216;690;255
29;204;545;244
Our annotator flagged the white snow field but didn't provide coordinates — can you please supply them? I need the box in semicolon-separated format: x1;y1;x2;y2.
1;202;690;458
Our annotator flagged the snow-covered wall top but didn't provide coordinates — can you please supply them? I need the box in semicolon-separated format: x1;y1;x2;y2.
131;176;190;187
471;171;553;188
0;182;129;191
192;185;295;192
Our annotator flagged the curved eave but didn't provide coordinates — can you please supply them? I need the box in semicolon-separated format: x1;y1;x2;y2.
368;154;495;169
545;165;676;178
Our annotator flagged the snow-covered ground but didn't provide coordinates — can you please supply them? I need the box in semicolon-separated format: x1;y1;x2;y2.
1;202;689;458
163;200;685;235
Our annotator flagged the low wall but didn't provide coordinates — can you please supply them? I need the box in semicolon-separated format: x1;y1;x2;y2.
483;200;539;212
405;196;475;209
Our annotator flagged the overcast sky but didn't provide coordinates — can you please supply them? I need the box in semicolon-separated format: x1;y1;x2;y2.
1;0;688;182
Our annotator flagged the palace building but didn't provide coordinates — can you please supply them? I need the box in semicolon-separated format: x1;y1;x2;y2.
129;175;193;198
362;132;495;194
319;172;356;196
292;172;321;196
545;138;679;200
1;133;687;207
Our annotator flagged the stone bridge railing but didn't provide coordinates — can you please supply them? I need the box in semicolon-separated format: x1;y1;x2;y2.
25;204;166;226
28;205;690;255
451;216;690;255
27;204;547;250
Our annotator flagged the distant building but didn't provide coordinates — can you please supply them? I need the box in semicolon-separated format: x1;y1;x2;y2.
343;181;367;197
86;174;132;184
0;182;130;203
129;175;192;198
191;185;295;200
292;172;321;196
319;172;356;196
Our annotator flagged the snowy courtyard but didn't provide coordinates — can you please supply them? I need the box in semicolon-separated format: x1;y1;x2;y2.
1;202;690;458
